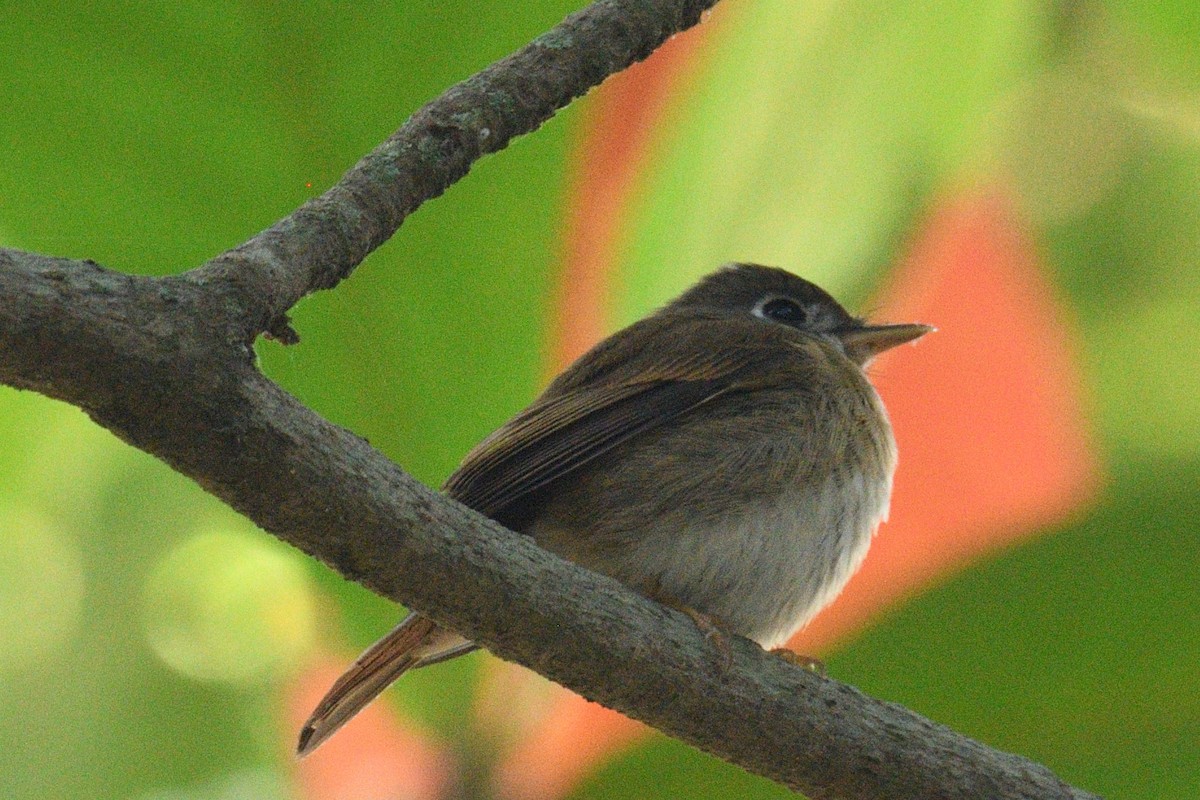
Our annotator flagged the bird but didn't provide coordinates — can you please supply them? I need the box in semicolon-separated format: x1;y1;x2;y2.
297;263;931;756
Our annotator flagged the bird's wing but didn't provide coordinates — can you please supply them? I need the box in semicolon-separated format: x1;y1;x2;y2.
443;314;767;521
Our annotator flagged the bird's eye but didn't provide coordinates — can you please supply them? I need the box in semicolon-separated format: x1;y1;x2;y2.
759;297;807;324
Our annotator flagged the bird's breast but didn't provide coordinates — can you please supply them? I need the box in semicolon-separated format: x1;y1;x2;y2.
527;379;897;649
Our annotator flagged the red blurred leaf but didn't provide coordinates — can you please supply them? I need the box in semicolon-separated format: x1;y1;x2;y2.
492;690;646;800
793;187;1100;651
550;11;712;369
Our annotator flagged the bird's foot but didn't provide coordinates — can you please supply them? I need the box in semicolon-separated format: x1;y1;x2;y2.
647;588;734;670
677;605;734;669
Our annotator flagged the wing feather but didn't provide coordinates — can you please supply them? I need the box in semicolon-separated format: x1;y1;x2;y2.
442;314;774;522
444;379;729;518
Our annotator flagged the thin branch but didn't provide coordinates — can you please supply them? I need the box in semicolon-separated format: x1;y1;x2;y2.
0;1;1102;798
199;0;722;338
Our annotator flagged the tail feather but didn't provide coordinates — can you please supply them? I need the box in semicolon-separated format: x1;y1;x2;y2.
297;613;463;757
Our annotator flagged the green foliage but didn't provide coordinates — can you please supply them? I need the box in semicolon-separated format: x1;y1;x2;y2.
838;456;1200;799
1047;139;1200;457
618;0;1046;320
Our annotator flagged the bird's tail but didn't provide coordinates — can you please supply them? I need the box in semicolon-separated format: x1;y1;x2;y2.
297;612;471;756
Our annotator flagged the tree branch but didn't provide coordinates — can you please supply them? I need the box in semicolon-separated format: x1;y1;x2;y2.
0;2;1099;799
199;0;722;339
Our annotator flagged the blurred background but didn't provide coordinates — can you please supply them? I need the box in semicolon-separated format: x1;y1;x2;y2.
1;1;1197;798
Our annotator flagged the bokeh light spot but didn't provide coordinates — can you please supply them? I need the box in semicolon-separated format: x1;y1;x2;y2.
134;767;289;800
1000;75;1131;225
141;526;315;684
0;503;86;673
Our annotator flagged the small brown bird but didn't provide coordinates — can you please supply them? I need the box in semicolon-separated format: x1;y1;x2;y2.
298;263;931;756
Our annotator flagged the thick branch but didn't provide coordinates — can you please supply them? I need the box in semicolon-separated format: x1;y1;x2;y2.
0;0;1101;797
200;0;721;336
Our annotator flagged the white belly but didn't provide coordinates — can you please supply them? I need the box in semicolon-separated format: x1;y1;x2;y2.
529;464;893;649
626;469;891;648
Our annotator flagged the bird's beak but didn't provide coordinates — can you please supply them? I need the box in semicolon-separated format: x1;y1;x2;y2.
837;322;934;366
